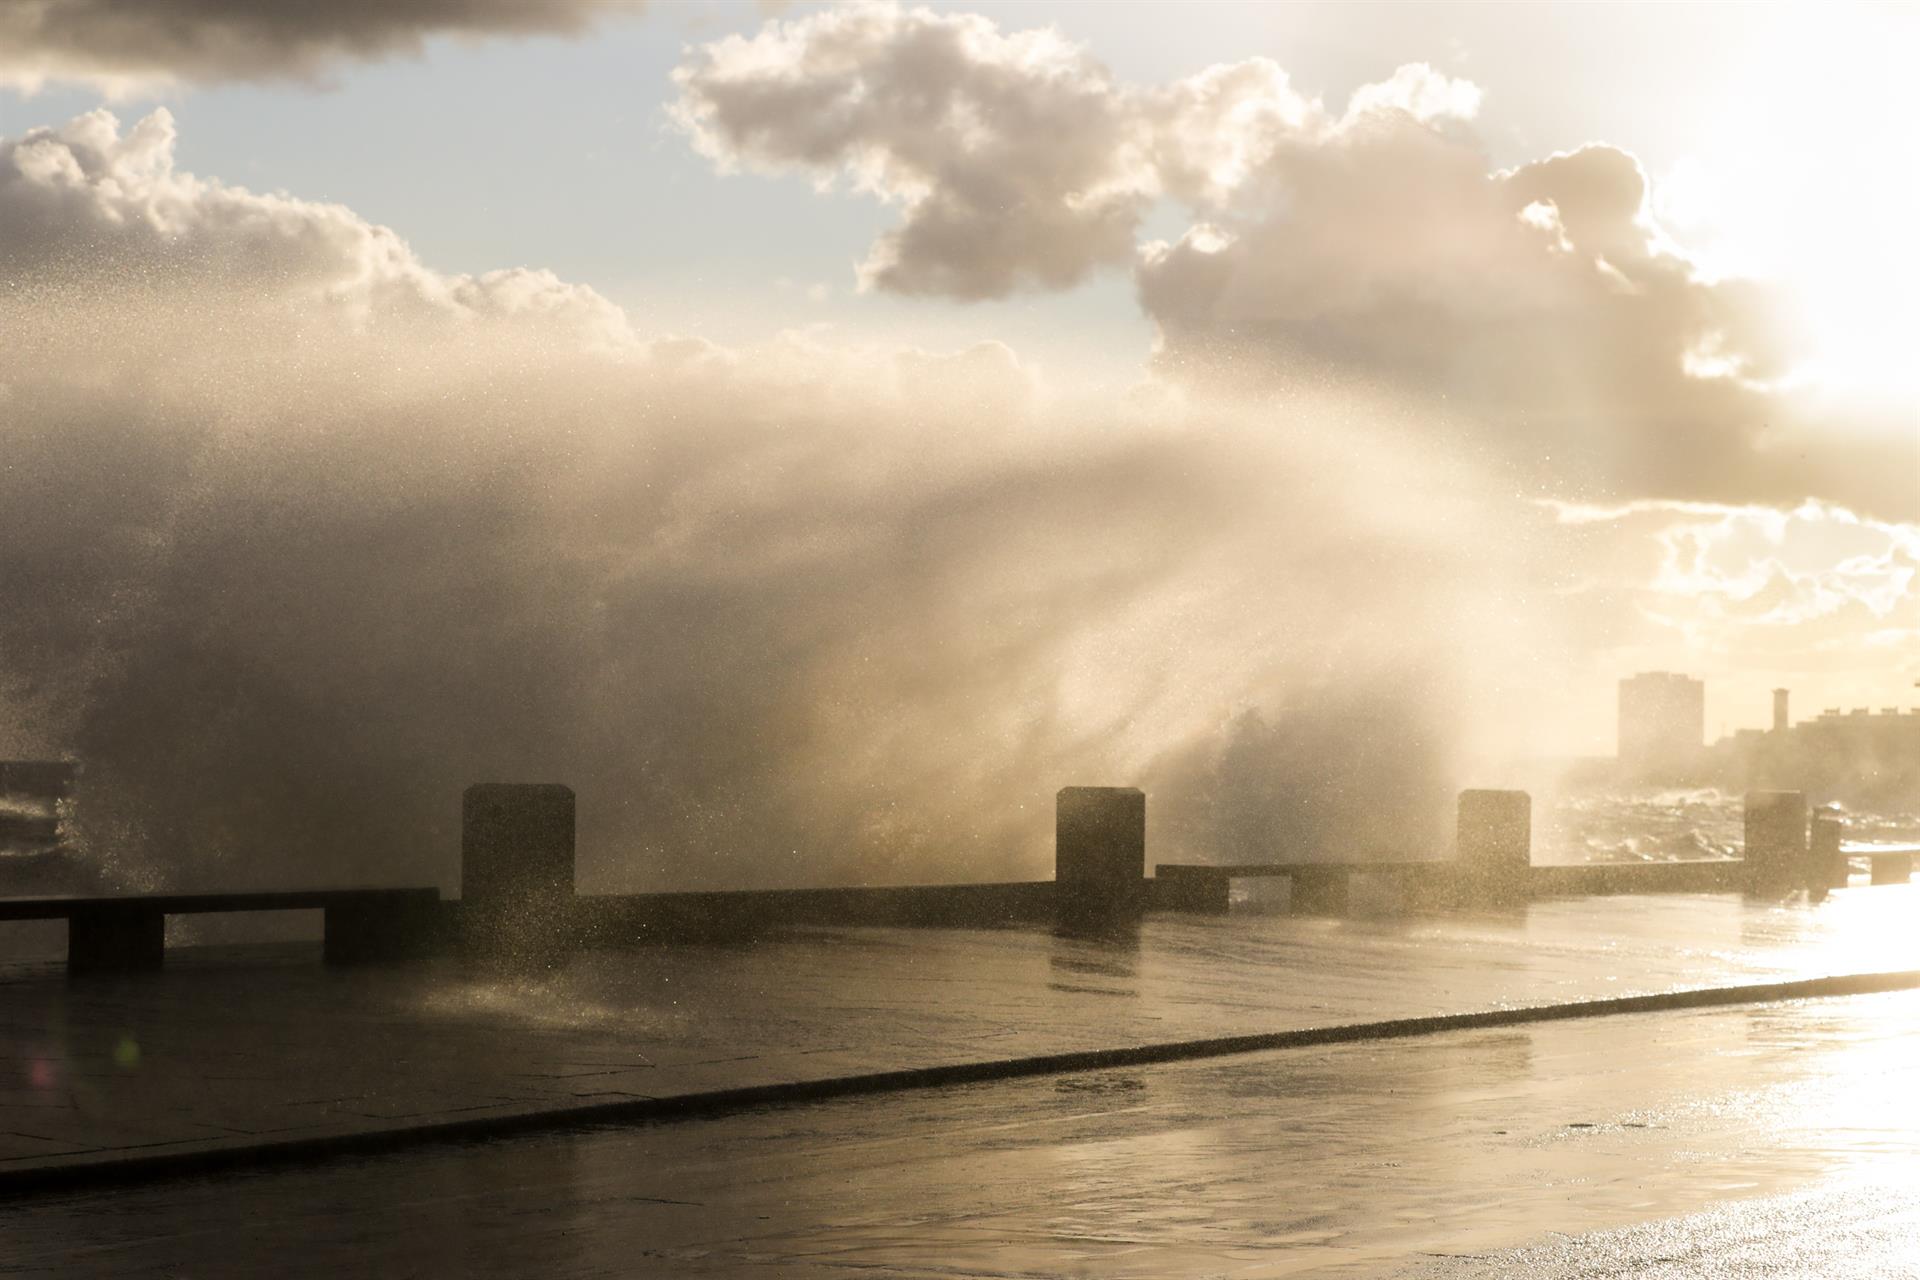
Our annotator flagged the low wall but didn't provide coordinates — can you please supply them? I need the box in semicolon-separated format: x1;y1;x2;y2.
427;857;1764;953
1527;860;1749;897
573;880;1059;945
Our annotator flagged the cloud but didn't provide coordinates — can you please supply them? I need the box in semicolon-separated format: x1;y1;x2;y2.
671;3;1153;299
670;7;1487;302
0;0;641;93
1134;130;1810;502
1130;78;1827;507
674;4;1912;517
1530;498;1920;713
1634;501;1919;630
0;108;631;344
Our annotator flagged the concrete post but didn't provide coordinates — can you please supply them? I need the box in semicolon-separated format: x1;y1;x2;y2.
1810;811;1847;890
462;783;576;960
1056;787;1145;920
1744;791;1808;893
1457;790;1531;904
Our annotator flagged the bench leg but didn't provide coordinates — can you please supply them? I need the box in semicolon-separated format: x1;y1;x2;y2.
69;907;165;975
324;897;440;965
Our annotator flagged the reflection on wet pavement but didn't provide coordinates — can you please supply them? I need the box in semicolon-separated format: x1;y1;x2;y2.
7;990;1920;1276
9;888;1920;1179
1394;1181;1920;1279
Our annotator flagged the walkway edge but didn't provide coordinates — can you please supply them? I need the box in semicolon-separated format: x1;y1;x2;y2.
8;966;1919;1196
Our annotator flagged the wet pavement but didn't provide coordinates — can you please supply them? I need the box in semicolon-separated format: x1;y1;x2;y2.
6;882;1920;1184
1398;1183;1920;1279
6;988;1920;1276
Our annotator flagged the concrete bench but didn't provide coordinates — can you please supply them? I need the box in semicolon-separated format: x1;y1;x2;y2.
0;888;442;974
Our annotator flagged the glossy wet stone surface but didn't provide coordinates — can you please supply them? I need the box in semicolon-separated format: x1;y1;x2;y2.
4;884;1920;1180
6;989;1920;1276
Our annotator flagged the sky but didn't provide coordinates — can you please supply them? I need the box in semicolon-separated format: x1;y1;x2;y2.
3;3;1912;389
0;1;1915;886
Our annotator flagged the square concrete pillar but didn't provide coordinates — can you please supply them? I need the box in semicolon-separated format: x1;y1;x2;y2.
1744;791;1807;892
69;905;164;976
462;783;575;958
1810;813;1847;890
1056;787;1145;918
1458;790;1530;903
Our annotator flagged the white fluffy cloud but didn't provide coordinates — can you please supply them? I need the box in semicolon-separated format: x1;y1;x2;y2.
0;108;631;344
671;3;1153;298
0;0;639;92
668;3;1493;302
1134;130;1804;499
1553;499;1920;635
674;4;1911;516
671;4;1485;302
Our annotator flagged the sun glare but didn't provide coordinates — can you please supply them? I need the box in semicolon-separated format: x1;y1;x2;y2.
1655;5;1920;398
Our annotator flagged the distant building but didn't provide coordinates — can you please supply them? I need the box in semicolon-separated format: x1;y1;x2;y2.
1707;691;1920;810
1617;672;1705;780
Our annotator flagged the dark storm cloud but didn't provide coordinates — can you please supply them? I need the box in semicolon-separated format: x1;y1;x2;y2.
0;0;641;90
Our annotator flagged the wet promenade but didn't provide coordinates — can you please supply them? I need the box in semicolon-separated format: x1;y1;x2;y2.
6;987;1920;1276
6;882;1920;1187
